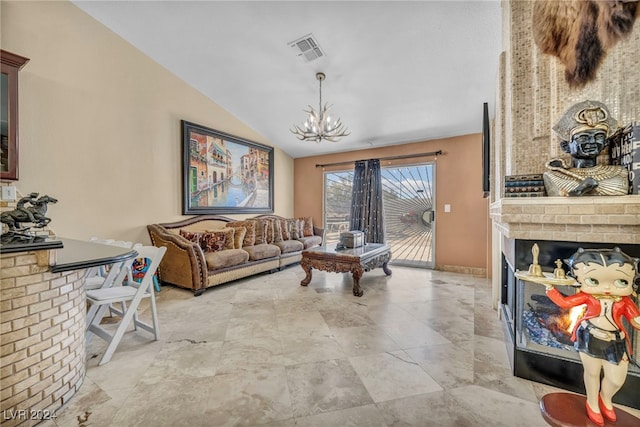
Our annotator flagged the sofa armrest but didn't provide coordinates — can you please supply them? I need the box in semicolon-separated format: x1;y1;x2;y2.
147;224;208;293
313;226;325;244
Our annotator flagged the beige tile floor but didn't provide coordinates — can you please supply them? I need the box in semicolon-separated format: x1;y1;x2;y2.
47;265;640;426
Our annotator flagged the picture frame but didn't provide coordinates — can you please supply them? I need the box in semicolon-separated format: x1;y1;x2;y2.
182;120;274;215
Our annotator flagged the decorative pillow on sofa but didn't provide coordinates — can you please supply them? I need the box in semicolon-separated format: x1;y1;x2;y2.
272;219;283;243
231;227;247;249
254;219;270;245
228;220;256;247
299;217;314;237
179;229;202;244
287;218;301;240
200;230;227;253
280;219;290;241
212;228;235;250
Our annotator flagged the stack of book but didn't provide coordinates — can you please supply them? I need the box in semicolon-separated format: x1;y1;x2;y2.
504;174;547;197
609;122;639;194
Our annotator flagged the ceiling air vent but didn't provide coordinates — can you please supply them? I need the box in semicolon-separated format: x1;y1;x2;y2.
289;33;324;62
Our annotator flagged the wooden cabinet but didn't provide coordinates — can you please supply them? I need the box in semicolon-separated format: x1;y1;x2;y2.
1;50;30;181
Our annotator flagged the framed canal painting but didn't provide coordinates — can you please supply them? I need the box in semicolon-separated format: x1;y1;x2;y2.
182;120;274;215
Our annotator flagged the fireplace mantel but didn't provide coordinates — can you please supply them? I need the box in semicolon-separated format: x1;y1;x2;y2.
490;195;640;244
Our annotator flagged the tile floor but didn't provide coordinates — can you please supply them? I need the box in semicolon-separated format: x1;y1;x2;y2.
47;265;640;426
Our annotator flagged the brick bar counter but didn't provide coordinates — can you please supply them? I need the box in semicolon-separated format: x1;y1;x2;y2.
0;237;136;426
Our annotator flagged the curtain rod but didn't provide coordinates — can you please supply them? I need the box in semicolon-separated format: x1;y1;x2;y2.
315;150;443;168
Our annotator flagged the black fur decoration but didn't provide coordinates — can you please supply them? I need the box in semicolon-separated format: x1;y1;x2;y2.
533;0;639;88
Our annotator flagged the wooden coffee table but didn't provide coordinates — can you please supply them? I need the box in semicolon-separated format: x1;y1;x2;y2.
300;243;392;296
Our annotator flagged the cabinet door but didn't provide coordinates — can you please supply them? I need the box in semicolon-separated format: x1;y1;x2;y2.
1;50;30;181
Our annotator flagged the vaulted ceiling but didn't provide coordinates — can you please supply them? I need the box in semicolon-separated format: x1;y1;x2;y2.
73;1;502;159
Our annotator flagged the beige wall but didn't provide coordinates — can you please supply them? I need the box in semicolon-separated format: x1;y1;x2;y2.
294;134;490;273
1;1;294;244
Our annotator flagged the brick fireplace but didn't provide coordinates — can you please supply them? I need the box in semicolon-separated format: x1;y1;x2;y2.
491;196;640;408
491;196;639;244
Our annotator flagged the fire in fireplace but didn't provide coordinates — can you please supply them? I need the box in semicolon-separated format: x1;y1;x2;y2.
522;294;586;350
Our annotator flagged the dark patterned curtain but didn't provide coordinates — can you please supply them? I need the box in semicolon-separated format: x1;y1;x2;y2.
349;159;385;243
349;160;367;234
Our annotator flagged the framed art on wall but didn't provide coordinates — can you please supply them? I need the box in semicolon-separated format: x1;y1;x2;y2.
182;120;274;215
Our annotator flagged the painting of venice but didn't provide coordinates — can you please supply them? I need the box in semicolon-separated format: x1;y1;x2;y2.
182;121;273;214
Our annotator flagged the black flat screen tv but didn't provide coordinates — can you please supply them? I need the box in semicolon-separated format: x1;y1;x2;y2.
482;102;491;198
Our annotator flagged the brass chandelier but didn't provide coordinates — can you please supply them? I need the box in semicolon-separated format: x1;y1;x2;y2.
290;72;349;142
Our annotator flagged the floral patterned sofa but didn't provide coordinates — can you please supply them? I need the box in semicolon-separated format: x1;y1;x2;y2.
147;214;323;296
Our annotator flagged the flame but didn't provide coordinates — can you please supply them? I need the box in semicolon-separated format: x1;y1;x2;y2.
567;304;587;332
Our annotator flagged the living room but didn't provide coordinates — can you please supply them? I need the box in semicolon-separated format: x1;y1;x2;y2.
0;0;490;276
2;1;639;426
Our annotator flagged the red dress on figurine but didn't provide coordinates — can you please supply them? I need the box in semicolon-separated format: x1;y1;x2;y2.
546;288;640;357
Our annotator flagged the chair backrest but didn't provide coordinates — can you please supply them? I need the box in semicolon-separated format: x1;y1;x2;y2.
108;242;143;286
127;245;166;293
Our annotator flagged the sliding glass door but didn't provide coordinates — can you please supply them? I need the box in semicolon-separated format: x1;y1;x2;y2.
323;162;435;268
324;170;354;244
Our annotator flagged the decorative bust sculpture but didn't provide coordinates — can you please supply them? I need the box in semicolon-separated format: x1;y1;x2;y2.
543;100;629;196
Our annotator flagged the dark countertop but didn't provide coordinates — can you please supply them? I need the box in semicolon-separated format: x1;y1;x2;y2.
0;232;63;253
51;238;138;273
0;233;138;272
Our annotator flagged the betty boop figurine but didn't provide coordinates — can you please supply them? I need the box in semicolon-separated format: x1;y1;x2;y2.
545;247;640;426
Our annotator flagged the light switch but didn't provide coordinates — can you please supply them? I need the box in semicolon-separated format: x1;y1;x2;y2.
444;204;451;213
1;186;17;201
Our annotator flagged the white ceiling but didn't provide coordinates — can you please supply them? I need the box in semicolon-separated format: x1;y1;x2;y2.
73;1;503;159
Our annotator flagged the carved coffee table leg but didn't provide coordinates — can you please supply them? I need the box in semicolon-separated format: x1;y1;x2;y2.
352;266;364;297
300;260;312;286
382;262;392;276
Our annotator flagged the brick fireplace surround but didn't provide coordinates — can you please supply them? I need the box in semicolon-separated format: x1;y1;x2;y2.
491;196;639;244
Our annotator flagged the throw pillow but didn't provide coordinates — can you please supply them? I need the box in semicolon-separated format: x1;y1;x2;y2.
179;229;202;245
228;220;256;247
288;218;301;240
200;230;227;253
300;216;314;237
272;219;283;242
205;228;235;250
265;219;275;244
280;219;290;240
232;227;247;249
254;219;270;245
220;228;236;250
